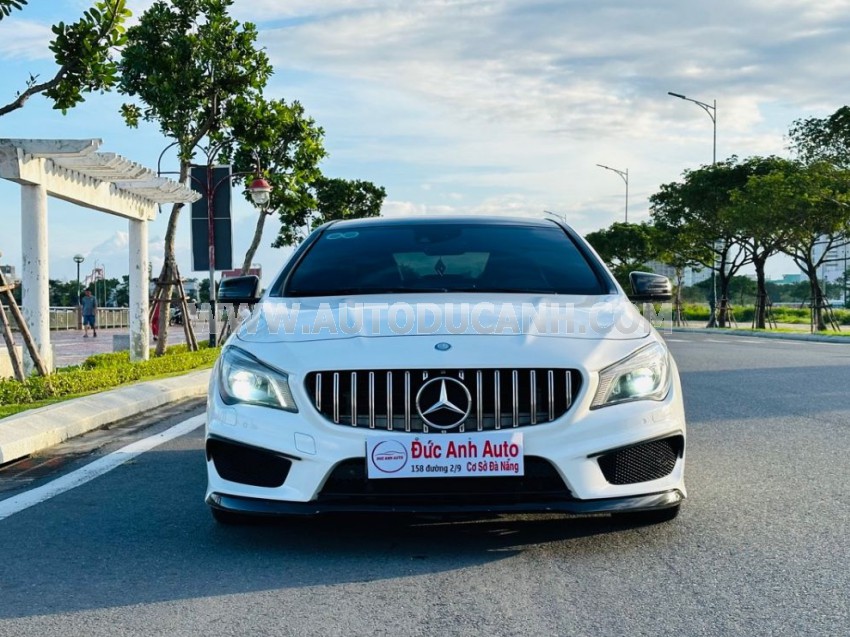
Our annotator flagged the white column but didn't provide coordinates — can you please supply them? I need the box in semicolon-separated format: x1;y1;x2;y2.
128;218;150;362
21;182;53;373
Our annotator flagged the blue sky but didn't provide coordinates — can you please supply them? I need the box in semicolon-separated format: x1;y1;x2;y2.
2;0;849;285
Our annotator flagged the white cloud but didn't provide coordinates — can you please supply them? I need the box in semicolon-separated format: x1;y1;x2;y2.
0;20;53;60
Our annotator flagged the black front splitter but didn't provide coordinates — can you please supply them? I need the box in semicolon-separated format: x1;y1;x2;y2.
207;489;684;517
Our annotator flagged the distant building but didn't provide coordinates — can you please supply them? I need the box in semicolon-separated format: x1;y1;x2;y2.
0;264;16;282
647;261;711;286
776;273;806;285
812;239;849;283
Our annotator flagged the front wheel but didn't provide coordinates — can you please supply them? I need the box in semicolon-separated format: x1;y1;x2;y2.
615;504;680;526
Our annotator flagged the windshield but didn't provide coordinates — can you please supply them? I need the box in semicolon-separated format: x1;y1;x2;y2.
276;223;610;297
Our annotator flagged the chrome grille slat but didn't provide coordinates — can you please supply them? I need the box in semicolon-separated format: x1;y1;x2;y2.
386;371;393;431
530;370;537;425
512;370;519;428
333;372;340;423
315;373;322;412
494;370;501;430
351;372;358;426
548;370;555;421
476;370;483;432
404;371;411;432
368;372;375;429
307;368;578;433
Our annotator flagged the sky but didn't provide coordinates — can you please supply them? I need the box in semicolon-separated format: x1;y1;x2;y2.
2;0;850;287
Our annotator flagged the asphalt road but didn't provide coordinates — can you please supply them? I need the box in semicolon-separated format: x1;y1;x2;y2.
0;332;847;636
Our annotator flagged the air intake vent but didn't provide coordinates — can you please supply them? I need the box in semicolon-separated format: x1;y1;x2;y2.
206;437;292;488
597;436;683;485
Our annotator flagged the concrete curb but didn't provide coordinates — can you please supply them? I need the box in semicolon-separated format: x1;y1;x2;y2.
0;369;211;465
667;326;850;344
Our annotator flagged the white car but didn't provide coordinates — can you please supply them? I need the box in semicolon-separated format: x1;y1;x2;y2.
206;216;686;525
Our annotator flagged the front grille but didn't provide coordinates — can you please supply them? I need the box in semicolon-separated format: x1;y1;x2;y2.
206;437;292;488
318;457;573;504
596;436;683;485
305;368;581;433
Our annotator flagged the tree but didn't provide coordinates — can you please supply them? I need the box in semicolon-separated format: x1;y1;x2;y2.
0;1;131;117
741;161;850;330
118;0;272;354
650;159;759;327
584;222;657;289
0;1;27;19
788;106;850;168
651;222;710;321
219;96;326;274
273;177;388;248
724;156;793;327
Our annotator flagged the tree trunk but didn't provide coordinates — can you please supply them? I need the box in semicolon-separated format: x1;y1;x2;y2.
717;265;730;328
153;161;191;355
753;255;768;329
241;209;272;274
807;265;827;331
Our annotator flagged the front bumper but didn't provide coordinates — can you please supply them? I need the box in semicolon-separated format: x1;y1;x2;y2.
207;488;684;517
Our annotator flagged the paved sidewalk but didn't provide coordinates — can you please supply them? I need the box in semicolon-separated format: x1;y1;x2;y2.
51;325;192;368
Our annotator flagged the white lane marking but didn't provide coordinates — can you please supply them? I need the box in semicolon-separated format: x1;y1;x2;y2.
0;414;205;522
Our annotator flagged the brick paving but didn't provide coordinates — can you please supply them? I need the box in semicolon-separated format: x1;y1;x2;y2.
50;323;199;368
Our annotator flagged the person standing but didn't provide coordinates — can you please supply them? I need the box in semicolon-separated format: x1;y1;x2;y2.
151;300;160;341
81;288;97;337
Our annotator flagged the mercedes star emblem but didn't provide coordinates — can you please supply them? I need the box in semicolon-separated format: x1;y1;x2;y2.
415;377;472;430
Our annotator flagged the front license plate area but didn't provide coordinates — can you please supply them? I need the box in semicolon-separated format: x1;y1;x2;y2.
366;432;524;479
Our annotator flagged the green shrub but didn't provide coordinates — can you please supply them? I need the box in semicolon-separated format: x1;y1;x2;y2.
0;344;220;408
679;303;850;326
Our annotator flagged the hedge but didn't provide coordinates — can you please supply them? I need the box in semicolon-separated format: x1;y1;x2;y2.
0;344;220;407
678;304;850;325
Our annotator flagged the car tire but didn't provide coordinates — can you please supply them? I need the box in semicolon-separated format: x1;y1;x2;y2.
211;507;256;526
615;504;680;526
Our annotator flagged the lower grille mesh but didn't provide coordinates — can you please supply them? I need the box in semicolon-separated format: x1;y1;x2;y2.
319;457;573;504
597;436;683;485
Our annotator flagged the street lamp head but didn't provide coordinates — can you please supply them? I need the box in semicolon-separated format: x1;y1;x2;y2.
248;177;272;207
73;254;85;264
668;91;687;99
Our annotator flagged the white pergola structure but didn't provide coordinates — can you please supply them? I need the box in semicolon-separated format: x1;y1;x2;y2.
0;138;200;369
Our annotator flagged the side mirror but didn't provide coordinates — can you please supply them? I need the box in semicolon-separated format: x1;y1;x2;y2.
217;275;261;304
628;271;672;302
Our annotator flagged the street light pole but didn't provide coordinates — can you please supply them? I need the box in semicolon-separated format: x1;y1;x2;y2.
596;164;629;223
543;209;567;223
668;91;718;326
196;164;272;347
73;254;84;330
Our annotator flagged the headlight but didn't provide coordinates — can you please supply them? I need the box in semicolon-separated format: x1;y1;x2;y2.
591;341;671;409
218;346;298;412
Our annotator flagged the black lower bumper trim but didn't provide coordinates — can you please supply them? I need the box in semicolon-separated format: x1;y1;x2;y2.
206;489;684;517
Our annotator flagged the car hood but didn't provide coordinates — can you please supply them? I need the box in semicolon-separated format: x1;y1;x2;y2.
234;293;656;344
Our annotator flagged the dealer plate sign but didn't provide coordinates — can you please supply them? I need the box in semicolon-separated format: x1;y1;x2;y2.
366;432;524;479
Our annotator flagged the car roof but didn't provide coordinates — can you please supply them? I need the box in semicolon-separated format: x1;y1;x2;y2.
323;215;568;230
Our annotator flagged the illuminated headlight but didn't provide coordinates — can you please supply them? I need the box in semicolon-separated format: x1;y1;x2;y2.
218;346;297;412
591;342;671;409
